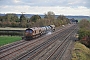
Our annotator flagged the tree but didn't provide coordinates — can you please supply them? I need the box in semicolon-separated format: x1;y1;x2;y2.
30;15;41;22
79;19;90;29
78;19;90;48
44;11;55;20
20;14;26;22
44;11;55;25
0;16;3;22
57;15;70;25
4;13;18;22
20;14;27;27
57;15;65;20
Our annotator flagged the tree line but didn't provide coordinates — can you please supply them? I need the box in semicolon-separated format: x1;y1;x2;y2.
78;19;90;48
0;11;70;28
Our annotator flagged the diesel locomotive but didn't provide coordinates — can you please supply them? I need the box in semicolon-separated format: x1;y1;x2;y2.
22;25;55;40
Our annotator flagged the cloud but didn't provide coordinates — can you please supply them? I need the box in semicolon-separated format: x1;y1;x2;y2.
14;0;20;3
0;5;90;16
67;0;90;8
0;0;90;16
0;0;90;8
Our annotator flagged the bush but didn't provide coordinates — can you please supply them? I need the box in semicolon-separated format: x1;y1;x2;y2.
0;31;23;36
78;19;90;48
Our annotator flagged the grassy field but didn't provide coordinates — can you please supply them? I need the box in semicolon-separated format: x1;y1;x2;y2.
72;42;90;60
0;36;21;46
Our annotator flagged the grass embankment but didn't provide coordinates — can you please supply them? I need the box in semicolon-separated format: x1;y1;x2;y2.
0;36;21;46
72;42;90;60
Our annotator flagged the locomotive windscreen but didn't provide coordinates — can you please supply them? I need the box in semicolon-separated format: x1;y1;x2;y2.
25;29;33;33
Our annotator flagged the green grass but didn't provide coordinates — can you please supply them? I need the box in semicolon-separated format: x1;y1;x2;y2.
72;42;90;60
0;36;21;46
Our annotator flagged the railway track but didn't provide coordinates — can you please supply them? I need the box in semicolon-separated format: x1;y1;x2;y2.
46;26;78;60
0;40;28;55
12;26;73;60
12;24;77;60
32;27;72;60
0;24;77;60
31;25;78;60
0;34;55;60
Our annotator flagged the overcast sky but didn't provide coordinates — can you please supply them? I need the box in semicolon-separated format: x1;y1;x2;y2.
0;0;90;16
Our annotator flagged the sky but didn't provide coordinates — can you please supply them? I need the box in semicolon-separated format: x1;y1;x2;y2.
0;0;90;16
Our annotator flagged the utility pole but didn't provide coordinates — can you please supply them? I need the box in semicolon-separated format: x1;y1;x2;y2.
21;12;25;14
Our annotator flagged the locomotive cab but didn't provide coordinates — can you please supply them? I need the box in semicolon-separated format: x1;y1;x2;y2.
24;28;34;40
24;27;42;40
